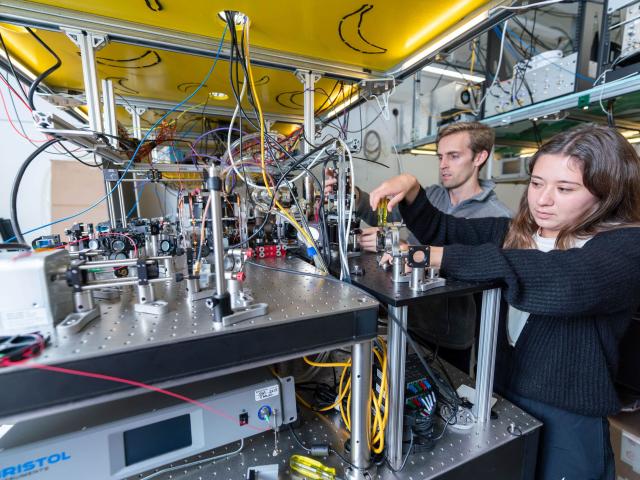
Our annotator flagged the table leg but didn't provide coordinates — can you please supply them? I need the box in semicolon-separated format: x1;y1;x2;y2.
385;305;408;470
473;288;501;423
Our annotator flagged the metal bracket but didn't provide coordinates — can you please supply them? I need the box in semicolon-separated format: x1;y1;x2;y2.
189;288;214;302
124;105;147;116
222;302;269;327
411;276;446;291
295;69;322;84
58;308;100;334
134;300;169;315
64;30;108;50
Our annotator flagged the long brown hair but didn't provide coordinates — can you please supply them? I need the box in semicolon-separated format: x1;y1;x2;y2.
503;124;640;249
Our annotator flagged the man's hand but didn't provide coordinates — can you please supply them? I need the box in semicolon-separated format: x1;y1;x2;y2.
369;174;421;212
377;240;409;265
358;227;380;252
324;168;337;196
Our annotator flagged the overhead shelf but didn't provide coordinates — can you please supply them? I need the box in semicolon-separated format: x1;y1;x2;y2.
396;73;640;153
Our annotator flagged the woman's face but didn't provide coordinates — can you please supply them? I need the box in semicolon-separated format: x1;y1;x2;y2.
527;154;600;238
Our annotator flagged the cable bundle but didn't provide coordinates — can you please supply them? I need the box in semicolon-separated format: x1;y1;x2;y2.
297;337;389;454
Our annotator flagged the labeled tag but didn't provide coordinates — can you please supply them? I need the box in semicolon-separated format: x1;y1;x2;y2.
255;385;279;402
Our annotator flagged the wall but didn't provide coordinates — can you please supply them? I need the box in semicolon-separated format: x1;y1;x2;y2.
0;75;92;244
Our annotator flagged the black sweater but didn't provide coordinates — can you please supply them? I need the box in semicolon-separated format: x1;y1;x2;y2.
400;187;640;416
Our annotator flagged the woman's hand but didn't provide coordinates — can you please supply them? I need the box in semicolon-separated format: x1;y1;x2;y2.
429;246;443;268
378;245;443;269
369;174;421;212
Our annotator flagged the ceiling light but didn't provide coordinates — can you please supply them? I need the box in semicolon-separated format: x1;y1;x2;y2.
519;147;538;157
410;149;437;155
628;136;640;144
399;10;489;73
209;91;229;101
422;65;485;83
620;130;639;138
217;11;248;26
325;92;360;120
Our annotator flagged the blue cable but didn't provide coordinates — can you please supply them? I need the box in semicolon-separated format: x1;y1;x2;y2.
126;180;150;218
16;25;228;237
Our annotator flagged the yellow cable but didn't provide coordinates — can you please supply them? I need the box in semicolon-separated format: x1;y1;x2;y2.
318;369;351;412
296;392;313;410
295;339;390;452
173;100;208;125
470;40;476;75
242;23;315;248
346;390;351;430
371;344;388;453
303;356;351;368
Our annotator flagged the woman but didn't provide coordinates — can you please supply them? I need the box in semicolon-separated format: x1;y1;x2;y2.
369;125;640;480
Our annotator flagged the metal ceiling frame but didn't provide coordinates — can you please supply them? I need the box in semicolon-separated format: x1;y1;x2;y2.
0;0;382;81
115;96;304;124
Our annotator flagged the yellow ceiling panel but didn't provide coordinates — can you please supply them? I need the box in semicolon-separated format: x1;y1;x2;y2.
19;0;490;71
0;25;356;118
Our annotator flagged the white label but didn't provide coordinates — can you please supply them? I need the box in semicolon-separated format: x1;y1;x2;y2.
255;385;279;402
0;308;49;334
621;430;640;473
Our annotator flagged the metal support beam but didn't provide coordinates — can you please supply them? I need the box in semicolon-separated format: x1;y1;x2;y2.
385;305;408;470
296;70;321;210
575;1;602;91
347;340;372;479
63;29;107;133
411;73;421;141
124;105;146;140
102;79;128;227
473;288;501;424
118;95;304;124
125;105;147;219
101;79;117;148
64;28;117;228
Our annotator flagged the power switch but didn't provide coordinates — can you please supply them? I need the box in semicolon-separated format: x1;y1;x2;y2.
239;411;249;426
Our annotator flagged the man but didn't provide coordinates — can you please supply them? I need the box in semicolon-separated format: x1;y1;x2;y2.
327;121;512;371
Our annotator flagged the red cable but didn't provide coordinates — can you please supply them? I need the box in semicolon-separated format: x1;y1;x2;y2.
0;73;32;112
28;363;268;432
0;85;47;143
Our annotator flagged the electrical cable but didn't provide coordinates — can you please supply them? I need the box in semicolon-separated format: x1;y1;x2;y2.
138;439;244;480
10;138;62;244
17;26;229;235
0;243;30;250
0;33;31;105
29;362;268;431
475;21;509;115
25;27;61;111
382;305;461;409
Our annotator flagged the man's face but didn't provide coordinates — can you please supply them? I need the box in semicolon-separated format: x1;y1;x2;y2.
436;132;486;189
